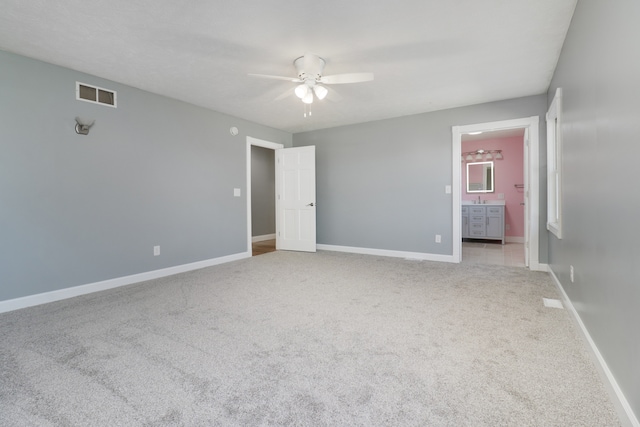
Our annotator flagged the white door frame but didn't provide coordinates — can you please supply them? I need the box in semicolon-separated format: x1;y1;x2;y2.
452;116;543;270
246;136;284;254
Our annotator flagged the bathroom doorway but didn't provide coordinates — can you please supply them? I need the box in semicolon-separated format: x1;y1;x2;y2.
461;128;526;267
452;116;543;271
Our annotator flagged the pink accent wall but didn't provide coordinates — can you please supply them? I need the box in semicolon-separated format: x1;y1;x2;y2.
462;136;525;238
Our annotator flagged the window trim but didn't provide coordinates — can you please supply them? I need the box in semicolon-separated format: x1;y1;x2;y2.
546;88;562;239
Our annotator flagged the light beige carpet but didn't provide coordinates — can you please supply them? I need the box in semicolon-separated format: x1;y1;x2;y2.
0;250;620;426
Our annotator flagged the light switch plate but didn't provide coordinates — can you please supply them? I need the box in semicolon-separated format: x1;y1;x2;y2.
234;188;241;197
445;185;451;194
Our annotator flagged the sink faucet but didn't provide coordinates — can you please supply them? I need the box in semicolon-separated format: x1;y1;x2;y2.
477;195;481;204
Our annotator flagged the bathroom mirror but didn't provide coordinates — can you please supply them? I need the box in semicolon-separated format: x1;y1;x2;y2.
466;161;494;193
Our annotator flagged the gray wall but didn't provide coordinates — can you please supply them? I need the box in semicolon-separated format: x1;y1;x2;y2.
251;146;275;237
293;96;547;257
547;0;640;419
0;50;291;301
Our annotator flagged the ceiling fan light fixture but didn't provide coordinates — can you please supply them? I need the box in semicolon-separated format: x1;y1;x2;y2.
313;85;328;100
295;84;308;99
302;91;314;104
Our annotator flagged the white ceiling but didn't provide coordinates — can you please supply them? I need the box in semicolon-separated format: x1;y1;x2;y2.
0;0;577;134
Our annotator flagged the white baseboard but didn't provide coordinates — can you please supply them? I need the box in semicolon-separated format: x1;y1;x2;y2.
317;244;457;263
549;269;639;427
505;236;525;243
0;251;251;314
252;234;276;243
530;262;549;272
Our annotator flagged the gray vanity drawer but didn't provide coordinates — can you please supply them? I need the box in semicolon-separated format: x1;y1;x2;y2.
470;215;484;222
469;230;485;237
470;207;484;214
487;207;502;215
470;223;485;231
461;206;468;214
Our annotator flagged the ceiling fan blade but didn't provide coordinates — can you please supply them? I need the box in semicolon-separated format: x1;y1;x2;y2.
320;72;374;84
325;87;342;102
274;88;293;101
248;73;301;83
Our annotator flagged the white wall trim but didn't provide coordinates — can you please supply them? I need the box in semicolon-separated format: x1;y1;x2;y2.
549;269;639;427
246;136;283;255
317;244;457;263
0;251;251;314
252;233;276;242
532;262;549;273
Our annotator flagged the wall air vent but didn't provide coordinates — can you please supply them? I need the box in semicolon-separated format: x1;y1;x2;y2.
76;82;116;107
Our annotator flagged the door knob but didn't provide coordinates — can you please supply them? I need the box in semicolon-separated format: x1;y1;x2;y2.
306;202;315;207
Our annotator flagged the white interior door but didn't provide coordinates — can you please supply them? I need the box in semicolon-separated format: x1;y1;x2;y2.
276;146;316;252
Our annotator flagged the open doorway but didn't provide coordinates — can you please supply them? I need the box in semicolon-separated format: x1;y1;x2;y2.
452;116;543;271
251;145;276;255
246;137;283;256
461;129;526;267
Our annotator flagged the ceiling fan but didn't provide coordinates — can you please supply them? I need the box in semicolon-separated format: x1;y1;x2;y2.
248;52;374;104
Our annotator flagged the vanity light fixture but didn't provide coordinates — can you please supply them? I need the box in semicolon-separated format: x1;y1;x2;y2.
461;149;503;162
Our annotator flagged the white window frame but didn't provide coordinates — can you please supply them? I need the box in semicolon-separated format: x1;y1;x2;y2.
76;81;117;108
546;88;562;239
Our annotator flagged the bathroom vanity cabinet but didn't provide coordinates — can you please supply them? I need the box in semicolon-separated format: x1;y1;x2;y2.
461;205;504;244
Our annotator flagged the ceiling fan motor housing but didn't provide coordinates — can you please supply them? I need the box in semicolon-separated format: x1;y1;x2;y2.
294;54;326;83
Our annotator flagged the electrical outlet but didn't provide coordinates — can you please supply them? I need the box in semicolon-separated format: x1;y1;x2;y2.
154;246;160;256
435;234;441;243
570;265;575;283
505;224;511;231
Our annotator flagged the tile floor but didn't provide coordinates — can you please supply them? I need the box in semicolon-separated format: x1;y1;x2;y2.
461;240;525;267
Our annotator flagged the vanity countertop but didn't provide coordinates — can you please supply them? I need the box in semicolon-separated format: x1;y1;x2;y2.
462;200;506;206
